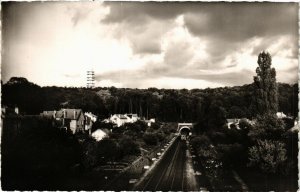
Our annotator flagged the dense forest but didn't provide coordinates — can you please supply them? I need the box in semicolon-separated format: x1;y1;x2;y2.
2;77;298;125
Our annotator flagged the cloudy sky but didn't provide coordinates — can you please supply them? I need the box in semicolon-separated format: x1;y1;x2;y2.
2;2;298;89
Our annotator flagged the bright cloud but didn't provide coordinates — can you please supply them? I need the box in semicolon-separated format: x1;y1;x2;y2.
2;2;298;89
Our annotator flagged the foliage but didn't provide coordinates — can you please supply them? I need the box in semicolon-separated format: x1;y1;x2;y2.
125;120;147;133
150;122;161;130
251;51;278;116
248;114;285;141
2;116;81;189
82;138;99;168
91;121;114;133
190;134;211;149
248;139;287;174
216;143;244;167
239;118;252;131
2;77;297;124
2;77;43;114
119;136;140;157
143;133;158;146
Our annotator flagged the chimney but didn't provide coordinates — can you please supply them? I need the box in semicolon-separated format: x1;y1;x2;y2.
63;109;66;118
53;110;56;118
74;110;76;119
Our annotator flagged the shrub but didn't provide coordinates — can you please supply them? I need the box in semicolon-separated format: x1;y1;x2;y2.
248;139;287;174
190;135;211;149
216;143;245;167
248;114;285;141
119;136;140;156
151;122;161;130
143;133;158;146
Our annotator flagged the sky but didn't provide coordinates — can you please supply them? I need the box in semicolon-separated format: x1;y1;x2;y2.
2;2;298;89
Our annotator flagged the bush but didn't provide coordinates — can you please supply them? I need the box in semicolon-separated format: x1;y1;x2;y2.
155;131;165;142
248;114;285;141
248;139;287;174
143;133;158;146
151;122;161;130
97;139;120;162
82;139;98;168
92;121;114;133
119;136;140;157
239;118;252;131
124;120;147;135
216;143;245;167
190;135;211;149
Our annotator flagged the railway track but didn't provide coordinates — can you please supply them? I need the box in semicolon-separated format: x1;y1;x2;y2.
135;138;187;191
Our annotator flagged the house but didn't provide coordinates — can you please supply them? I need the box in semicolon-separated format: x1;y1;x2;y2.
226;119;240;129
109;114;129;127
145;118;156;127
40;108;85;134
105;113;139;127
91;129;110;141
276;112;287;119
84;112;98;134
59;109;85;134
126;114;139;123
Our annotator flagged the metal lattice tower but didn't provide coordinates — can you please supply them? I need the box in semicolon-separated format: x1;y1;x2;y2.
86;70;95;88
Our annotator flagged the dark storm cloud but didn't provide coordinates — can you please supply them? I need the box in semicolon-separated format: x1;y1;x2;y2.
184;3;298;41
102;2;298;61
103;2;298;38
183;3;298;65
102;2;186;24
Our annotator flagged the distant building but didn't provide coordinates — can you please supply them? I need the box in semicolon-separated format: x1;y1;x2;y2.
84;112;98;134
145;118;156;127
104;113;140;127
226;119;240;129
40;108;88;134
276;112;287;119
61;109;85;134
126;114;139;123
91;129;110;141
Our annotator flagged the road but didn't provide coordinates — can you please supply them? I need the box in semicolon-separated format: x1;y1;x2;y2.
134;137;194;191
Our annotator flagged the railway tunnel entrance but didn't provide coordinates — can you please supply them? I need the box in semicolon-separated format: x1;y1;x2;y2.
177;123;193;140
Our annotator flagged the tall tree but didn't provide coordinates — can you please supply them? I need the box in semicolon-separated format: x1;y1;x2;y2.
251;51;278;116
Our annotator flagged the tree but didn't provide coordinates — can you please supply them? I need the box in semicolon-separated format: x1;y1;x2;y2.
251;51;278;116
143;133;158;146
2;77;43;114
248;114;285;141
248;139;287;174
119;136;140;157
97;139;120;162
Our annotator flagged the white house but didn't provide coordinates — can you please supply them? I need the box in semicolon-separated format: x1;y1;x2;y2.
145;118;156;127
126;114;139;123
276;112;287;119
84;112;98;134
105;113;139;127
109;114;129;127
92;129;109;141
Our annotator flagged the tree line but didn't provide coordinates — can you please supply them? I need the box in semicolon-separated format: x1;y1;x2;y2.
1;76;298;124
